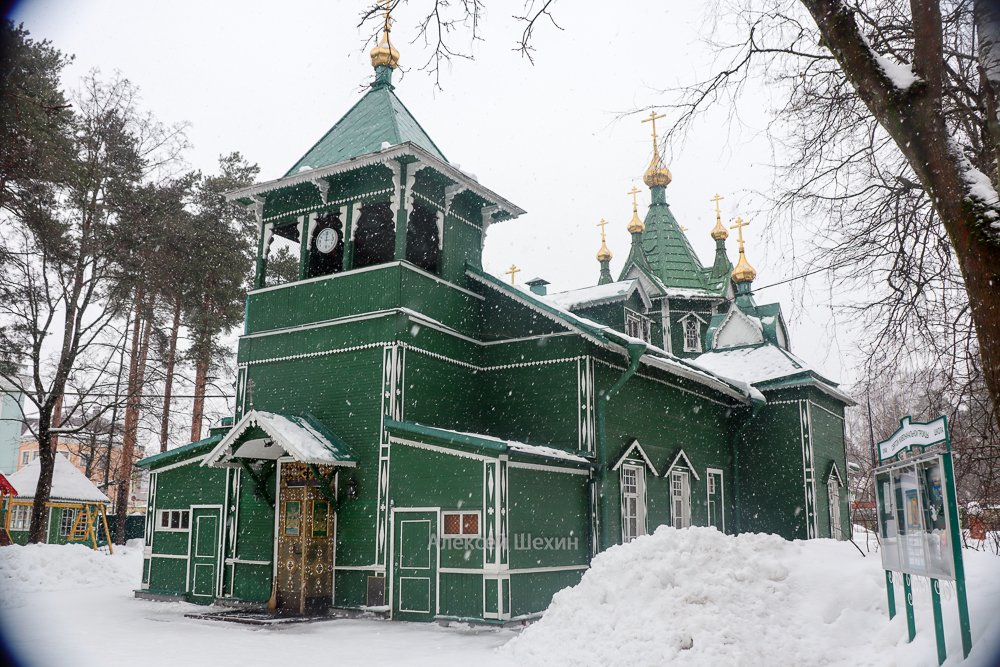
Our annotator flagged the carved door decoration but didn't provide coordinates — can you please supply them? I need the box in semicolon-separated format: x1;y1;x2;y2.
276;462;335;615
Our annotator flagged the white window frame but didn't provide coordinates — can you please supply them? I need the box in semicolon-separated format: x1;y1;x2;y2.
20;451;30;466
828;482;843;540
706;468;725;532
10;505;31;531
670;470;692;529
624;308;652;343
156;509;191;532
59;508;77;537
620;464;647;543
440;510;481;538
683;318;702;352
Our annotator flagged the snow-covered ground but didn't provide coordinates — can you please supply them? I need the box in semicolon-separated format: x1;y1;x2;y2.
1;529;998;667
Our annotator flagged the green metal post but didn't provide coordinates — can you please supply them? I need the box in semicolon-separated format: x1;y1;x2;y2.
931;578;946;665
885;570;896;619
942;442;973;657
903;573;916;642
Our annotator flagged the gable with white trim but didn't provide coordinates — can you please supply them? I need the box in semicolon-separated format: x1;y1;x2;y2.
712;307;765;349
611;439;658;476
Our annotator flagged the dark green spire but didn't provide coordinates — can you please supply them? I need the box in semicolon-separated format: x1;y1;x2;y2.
640;185;709;291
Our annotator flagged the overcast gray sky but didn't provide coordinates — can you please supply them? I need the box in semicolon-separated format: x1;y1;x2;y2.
12;0;859;387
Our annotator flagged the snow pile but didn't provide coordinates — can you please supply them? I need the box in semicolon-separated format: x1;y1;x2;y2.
0;540;143;607
505;526;1000;667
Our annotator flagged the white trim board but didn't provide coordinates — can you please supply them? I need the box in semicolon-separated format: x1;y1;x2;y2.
611;440;658;476
662;449;701;480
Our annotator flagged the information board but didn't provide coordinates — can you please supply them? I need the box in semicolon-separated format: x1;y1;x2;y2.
875;453;955;580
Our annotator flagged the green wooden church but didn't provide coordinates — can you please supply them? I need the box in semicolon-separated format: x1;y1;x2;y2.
136;21;854;622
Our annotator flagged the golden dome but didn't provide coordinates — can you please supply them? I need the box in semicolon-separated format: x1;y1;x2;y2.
643;149;672;188
626;187;644;233
597;241;613;262
731;251;756;282
370;35;400;69
710;194;728;239
627;209;645;233
711;217;729;240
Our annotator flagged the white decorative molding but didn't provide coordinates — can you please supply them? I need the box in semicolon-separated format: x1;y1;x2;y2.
306;212;318;248
403;161;427;214
350;202;364;242
263;188;393;223
663;448;701;480
712;307;764;349
611;439;658;475
311;178;330;204
250;195;265;226
480;205;499;251
434;210;445;250
261;222;275;260
387;161;402;230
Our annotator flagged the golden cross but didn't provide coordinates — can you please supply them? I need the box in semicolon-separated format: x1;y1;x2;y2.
597;218;609;242
730;216;750;251
710;193;724;217
641;110;666;148
627;185;641;211
504;264;520;285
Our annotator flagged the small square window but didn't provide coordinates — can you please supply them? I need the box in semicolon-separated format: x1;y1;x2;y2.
443;513;461;535
156;510;190;532
442;511;480;537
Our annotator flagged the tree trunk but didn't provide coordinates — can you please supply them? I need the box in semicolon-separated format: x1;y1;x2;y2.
800;0;1000;412
28;403;56;544
159;297;182;452
115;290;152;544
190;317;210;443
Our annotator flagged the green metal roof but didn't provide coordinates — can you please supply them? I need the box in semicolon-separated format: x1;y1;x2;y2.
384;419;593;468
284;80;447;177
135;434;223;470
641;195;711;292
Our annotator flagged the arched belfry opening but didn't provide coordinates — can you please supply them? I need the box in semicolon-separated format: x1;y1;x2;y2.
307;211;344;278
352;202;395;269
405;204;440;274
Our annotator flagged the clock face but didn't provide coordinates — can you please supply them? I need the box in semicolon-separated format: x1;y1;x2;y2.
315;227;338;254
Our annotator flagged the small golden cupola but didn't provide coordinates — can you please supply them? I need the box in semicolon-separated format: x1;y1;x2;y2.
710;193;729;240
370;0;401;69
729;216;757;282
596;218;613;261
626;186;645;233
641;111;672;188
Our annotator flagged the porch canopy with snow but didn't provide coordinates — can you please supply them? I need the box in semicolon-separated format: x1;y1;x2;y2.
202;411;357;469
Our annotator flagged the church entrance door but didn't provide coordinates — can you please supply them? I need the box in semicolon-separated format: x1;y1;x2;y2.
276;462;335;615
391;509;438;621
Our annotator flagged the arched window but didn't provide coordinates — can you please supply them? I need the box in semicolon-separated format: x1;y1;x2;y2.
405;204;440;273
307;211;344;278
353;202;395;269
683;318;701;352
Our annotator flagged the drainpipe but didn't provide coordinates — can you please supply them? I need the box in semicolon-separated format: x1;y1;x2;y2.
594;341;646;553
